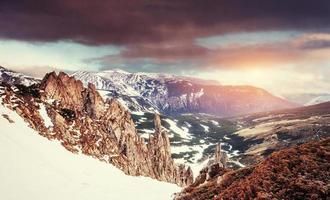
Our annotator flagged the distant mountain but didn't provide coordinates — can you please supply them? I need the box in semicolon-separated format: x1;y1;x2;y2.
305;94;330;105
0;66;39;86
73;69;298;117
283;92;330;105
232;101;330;166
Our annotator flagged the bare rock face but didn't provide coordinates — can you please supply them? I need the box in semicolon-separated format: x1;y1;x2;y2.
209;143;228;168
148;114;193;186
190;143;229;188
0;72;193;187
215;143;221;163
40;72;105;119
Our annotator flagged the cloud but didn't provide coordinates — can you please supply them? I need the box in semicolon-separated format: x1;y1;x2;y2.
1;0;330;46
89;31;330;72
294;33;330;49
5;65;64;78
1;0;330;88
0;40;122;73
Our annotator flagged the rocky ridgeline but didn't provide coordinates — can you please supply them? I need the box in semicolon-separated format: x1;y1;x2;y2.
0;72;193;187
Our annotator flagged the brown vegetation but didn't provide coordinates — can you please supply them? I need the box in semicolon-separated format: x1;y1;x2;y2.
175;138;330;200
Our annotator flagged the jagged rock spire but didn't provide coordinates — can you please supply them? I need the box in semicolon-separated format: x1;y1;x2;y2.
40;72;105;119
154;113;162;133
210;143;227;168
148;113;193;186
215;143;222;163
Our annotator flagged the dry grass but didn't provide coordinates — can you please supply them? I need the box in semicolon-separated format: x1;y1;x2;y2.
175;138;330;200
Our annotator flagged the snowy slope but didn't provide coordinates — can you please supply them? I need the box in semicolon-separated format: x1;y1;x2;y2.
0;103;180;200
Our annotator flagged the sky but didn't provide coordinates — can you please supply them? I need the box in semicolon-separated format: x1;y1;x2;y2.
0;0;330;96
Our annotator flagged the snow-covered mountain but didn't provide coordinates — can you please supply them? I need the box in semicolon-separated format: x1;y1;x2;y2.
283;93;330;105
0;102;180;200
73;69;297;117
0;66;39;86
0;67;298;170
305;94;330;106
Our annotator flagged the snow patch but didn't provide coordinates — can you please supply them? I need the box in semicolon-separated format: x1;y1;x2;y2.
132;111;145;116
200;124;209;133
164;118;191;139
211;120;219;126
39;104;53;128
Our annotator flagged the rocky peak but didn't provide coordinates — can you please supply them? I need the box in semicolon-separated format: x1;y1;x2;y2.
148;113;193;186
40;72;105;119
154;113;162;133
40;71;85;110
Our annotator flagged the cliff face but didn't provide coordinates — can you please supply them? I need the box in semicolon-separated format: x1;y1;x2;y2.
0;72;193;187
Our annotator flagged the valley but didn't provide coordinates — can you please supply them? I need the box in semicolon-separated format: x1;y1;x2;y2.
131;101;330;173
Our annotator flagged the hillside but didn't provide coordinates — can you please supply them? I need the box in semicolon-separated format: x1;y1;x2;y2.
0;102;180;200
175;138;330;200
231;101;330;166
0;71;193;186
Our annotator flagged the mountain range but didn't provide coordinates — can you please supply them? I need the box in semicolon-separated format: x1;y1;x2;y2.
72;69;298;117
0;66;329;199
1;66;329;168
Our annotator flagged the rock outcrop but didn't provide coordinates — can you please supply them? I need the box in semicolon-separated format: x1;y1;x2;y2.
175;138;330;200
191;143;229;188
0;72;193;187
148;114;193;185
206;143;228;168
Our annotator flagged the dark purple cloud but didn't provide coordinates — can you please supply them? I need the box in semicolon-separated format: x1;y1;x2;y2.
1;0;330;73
299;40;330;49
1;0;330;45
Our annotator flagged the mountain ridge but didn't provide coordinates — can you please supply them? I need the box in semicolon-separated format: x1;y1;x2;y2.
0;71;193;186
72;69;298;117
